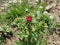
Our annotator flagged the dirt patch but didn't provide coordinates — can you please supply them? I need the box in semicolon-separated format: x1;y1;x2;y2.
48;4;60;45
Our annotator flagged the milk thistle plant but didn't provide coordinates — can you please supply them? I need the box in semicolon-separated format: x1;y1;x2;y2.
0;0;56;45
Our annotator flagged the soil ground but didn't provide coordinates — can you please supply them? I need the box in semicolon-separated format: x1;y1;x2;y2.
48;4;60;45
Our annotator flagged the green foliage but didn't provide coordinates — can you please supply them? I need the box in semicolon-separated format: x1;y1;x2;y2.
0;0;56;45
